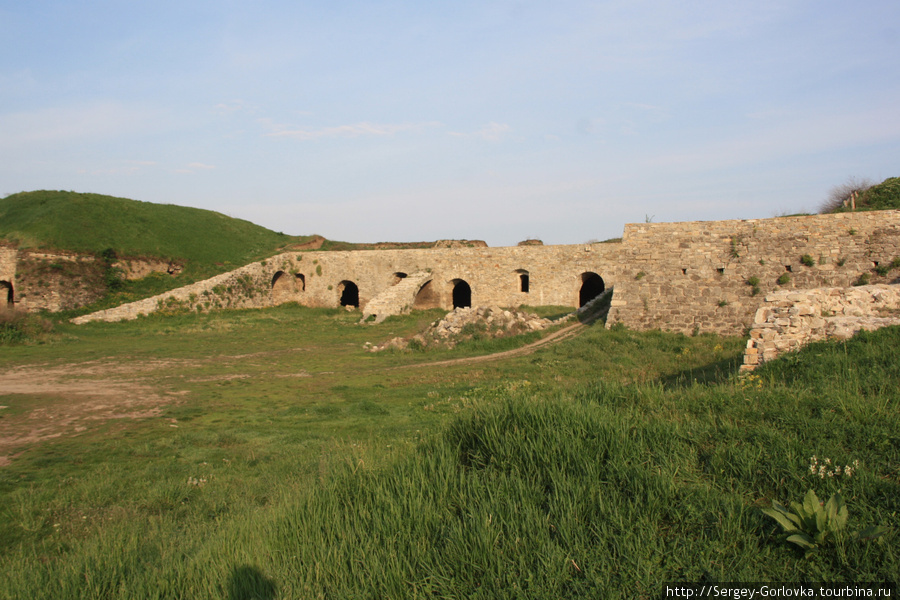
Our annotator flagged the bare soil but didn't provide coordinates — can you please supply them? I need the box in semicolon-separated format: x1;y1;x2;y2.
0;359;186;465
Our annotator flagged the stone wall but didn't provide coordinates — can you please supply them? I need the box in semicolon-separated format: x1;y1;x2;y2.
741;284;900;371
72;243;625;324
25;208;900;333
0;245;16;309
9;250;108;312
605;211;900;336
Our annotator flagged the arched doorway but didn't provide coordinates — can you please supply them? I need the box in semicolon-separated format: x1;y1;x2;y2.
271;271;296;305
579;272;604;307
338;280;359;307
0;281;12;309
452;279;471;309
412;280;439;309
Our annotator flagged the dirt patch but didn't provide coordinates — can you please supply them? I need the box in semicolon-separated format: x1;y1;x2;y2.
0;360;180;464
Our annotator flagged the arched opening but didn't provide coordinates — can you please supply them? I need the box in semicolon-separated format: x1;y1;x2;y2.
295;273;306;291
452;279;471;309
579;272;604;307
412;280;439;309
271;271;297;305
392;272;408;285
338;280;359;307
516;269;530;293
0;281;12;309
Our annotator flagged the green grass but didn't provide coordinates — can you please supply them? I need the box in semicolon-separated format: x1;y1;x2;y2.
0;306;896;598
0;190;312;277
829;177;900;213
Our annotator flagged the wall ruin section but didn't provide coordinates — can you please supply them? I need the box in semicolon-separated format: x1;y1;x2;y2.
605;211;900;335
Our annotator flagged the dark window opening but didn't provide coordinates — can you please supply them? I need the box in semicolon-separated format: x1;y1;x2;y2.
516;270;530;293
682;268;687;275
785;265;793;272
296;273;305;291
271;271;286;288
717;267;725;275
339;280;359;307
579;272;605;307
1;281;12;308
452;280;471;309
392;272;408;285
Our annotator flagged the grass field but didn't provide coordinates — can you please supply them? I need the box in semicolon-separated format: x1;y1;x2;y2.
0;305;897;599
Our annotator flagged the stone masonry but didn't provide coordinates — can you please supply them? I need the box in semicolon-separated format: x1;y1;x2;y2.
72;243;624;324
605;210;900;335
5;208;896;339
741;284;900;371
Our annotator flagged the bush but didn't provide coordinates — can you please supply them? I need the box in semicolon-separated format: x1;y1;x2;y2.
0;310;54;345
776;274;791;286
820;177;873;213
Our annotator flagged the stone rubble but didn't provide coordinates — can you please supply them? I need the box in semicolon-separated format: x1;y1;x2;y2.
741;284;900;371
365;306;558;352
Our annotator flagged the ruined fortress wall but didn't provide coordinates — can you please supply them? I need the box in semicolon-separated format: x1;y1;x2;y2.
0;246;17;308
606;210;900;335
275;243;624;310
72;243;625;324
741;285;900;371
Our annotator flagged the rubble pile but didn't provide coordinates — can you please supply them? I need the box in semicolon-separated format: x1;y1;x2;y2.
365;306;558;352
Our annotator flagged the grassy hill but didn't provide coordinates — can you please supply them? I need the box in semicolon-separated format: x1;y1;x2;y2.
0;190;307;269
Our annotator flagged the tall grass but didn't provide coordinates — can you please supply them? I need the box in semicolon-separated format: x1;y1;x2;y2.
0;309;897;598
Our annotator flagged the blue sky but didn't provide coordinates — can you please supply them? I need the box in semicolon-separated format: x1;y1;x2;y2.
2;1;898;246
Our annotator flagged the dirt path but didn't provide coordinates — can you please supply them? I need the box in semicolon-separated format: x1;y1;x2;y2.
391;320;589;369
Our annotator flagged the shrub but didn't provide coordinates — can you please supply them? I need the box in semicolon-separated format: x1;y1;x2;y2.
800;254;815;267
0;310;54;345
820;177;873;213
854;273;870;286
776;274;791;286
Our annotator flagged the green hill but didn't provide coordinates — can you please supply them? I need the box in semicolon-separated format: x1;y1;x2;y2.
0;190;306;268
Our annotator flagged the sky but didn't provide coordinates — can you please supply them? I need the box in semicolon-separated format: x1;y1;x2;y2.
1;0;898;247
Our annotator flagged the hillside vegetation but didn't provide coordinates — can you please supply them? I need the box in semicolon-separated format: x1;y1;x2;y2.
822;176;900;213
0;190;307;269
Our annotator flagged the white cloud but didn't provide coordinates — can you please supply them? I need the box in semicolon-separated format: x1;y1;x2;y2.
175;162;216;174
448;122;511;141
263;121;440;140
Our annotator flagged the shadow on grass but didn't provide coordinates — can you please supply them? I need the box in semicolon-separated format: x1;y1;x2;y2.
659;353;744;389
228;565;277;600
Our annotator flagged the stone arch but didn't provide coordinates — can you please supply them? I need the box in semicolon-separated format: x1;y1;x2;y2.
0;281;12;309
451;279;471;309
338;280;359;307
295;273;306;291
412;280;439;309
271;271;297;305
516;269;530;293
579;272;604;307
